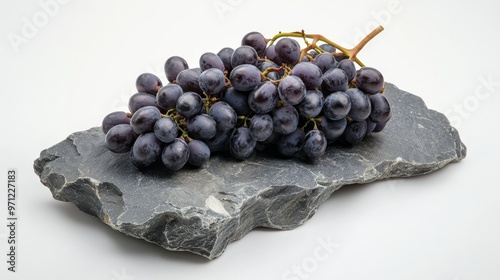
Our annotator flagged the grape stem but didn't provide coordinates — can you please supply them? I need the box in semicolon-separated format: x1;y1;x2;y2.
267;26;384;67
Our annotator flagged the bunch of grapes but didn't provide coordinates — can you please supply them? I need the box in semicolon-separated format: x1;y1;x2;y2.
102;27;391;171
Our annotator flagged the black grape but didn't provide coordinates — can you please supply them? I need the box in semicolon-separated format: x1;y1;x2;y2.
342;120;367;145
188;140;211;167
217;47;234;73
176;92;203;119
321;68;348;93
209;101;237;132
369;93;391;124
230;127;257;160
273;105;299;135
231;45;259;68
323;91;351;120
129;92;158;114
319;43;336;53
302;130;327;162
346;88;371;121
176;68;202;94
318;116;347;141
355;67;384;94
220;86;251;116
291;62;323;89
102;111;130;134
265;44;282;66
249;114;273;141
248;81;278;114
241;31;267;56
199;68;226;96
162;138;189;171
156;84;183;111
204;129;231;153
131;132;162;167
154;116;178;143
312;52;337;74
164;56;189;83
278;75;306;106
275;38;301;65
229;64;262;92
277;128;305;157
297;89;324;118
187;114;217;140
337;59;356;82
200;52;225;72
105;124;136;153
130;106;161;134
136;73;162;95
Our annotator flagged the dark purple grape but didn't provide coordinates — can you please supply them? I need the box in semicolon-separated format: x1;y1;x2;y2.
105;124;136;153
337;59;356;82
220;87;251;116
136;73;162;95
217;47;234;73
302;130;327;162
130;106;161;134
297;89;324;118
209;101;237;132
176;92;203;119
323;91;351;120
165;56;189;83
241;31;267;56
187;114;217;140
200;52;225;72
204;129;231;152
342;120;367;144
273;105;299;135
291;62;323;89
199;68;225;96
278;75;306;106
156;84;183;110
366;119;377;134
277;128;305;157
231;45;259;68
176;68;202;94
154;116;178;143
102;111;130;134
346;88;371;121
248;81;278;114
131;132;162;167
355;67;384;94
312;52;337;74
265;44;282;65
373;121;388;133
319;43;336;53
275;38;301;65
369;93;391;124
230;127;256;160
229;64;262;92
318;116;347;141
128;92;158;114
162;138;189;171
321;68;348;93
258;60;283;80
187;140;211;167
249;114;273;141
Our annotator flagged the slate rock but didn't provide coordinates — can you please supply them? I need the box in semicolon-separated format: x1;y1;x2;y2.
34;83;466;260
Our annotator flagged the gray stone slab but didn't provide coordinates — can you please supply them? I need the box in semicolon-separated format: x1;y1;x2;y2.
33;83;466;259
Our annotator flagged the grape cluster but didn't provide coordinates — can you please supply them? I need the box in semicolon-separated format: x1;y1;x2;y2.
102;28;391;171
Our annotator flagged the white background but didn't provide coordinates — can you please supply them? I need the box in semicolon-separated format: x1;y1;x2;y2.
1;0;499;279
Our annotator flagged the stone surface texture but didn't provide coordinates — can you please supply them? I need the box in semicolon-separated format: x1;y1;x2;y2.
34;83;466;259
